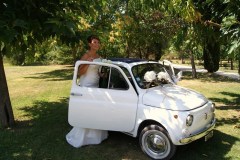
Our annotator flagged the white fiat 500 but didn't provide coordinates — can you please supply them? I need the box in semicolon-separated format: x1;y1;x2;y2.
68;58;216;160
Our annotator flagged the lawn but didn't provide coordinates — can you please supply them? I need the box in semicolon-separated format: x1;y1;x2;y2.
1;64;239;160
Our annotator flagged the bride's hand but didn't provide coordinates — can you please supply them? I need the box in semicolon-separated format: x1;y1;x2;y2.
87;57;94;61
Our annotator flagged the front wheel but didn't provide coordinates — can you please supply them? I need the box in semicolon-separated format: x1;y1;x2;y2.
139;125;176;160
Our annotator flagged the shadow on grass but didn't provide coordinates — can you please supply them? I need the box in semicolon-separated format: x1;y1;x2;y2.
212;92;240;128
25;66;73;81
0;98;144;160
173;130;239;160
210;91;240;106
0;98;70;160
1;98;239;160
216;112;240;128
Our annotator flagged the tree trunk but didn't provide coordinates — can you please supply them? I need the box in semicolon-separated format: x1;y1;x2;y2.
154;42;162;61
126;42;130;58
203;36;220;73
238;53;240;75
180;51;185;64
0;54;15;128
230;58;234;70
190;50;197;78
138;47;142;59
72;47;76;64
238;59;240;75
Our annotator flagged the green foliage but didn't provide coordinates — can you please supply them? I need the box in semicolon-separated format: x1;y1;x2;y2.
221;15;240;57
0;0;100;63
31;39;74;65
108;1;182;60
0;0;239;68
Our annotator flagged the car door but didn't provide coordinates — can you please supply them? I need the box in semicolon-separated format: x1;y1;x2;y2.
68;61;138;132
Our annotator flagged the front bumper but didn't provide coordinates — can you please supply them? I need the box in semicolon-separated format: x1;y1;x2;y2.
179;118;216;144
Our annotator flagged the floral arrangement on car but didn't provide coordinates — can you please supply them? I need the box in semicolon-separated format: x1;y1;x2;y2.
93;58;112;63
101;58;112;63
144;71;171;88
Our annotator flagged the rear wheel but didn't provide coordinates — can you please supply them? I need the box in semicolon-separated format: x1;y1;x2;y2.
139;125;176;160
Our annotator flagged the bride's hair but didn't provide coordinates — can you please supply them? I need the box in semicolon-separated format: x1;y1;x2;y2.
87;35;100;44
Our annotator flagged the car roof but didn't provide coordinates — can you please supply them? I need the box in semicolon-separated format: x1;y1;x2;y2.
108;58;147;63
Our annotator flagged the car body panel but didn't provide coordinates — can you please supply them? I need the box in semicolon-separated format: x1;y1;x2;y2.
142;85;208;111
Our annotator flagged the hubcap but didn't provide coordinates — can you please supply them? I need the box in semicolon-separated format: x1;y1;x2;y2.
142;130;170;159
147;134;167;153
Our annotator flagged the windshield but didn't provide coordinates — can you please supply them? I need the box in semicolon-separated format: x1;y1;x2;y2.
132;63;172;89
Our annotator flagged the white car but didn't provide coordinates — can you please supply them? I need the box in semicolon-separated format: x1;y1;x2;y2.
68;58;216;160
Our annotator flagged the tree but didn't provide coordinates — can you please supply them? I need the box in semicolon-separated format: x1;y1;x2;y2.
0;0;103;128
112;0;181;60
202;28;221;72
219;1;240;74
0;53;14;127
194;0;223;73
168;0;239;73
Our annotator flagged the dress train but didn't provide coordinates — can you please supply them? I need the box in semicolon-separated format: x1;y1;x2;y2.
66;127;108;148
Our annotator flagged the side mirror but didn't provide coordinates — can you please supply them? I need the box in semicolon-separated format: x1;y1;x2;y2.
172;71;182;84
176;71;182;81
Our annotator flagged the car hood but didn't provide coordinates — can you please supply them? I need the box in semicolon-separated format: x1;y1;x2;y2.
142;84;208;111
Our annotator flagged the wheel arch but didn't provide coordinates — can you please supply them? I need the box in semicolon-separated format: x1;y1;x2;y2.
137;119;168;137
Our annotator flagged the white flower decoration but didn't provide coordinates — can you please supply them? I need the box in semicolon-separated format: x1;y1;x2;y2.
101;59;112;63
144;71;171;87
144;71;156;82
157;72;170;83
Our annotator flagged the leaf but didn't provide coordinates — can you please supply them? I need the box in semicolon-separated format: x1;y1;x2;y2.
45;19;60;25
222;15;237;28
13;19;27;29
223;0;230;4
228;40;240;55
0;42;5;51
22;35;27;46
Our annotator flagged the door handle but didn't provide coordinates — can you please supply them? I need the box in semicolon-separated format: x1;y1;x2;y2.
70;93;83;96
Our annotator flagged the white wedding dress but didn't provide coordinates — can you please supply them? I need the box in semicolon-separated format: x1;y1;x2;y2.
66;58;108;148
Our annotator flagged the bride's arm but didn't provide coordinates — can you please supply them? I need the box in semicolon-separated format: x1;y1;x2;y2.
78;54;93;75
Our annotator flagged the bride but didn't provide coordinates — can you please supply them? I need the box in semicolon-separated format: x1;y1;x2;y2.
66;35;108;148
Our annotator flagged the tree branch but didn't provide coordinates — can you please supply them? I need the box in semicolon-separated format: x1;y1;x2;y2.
204;20;221;28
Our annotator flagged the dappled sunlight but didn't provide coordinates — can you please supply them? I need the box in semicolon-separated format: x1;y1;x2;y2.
173;130;239;160
210;91;240;106
0;98;70;160
143;106;184;132
3;63;239;160
216;113;240;127
144;85;207;110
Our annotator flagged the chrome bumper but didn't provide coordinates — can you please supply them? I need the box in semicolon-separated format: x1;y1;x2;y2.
179;118;216;144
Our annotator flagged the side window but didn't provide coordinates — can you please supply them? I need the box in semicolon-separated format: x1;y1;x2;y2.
109;68;129;90
99;66;110;88
121;67;138;94
76;64;128;90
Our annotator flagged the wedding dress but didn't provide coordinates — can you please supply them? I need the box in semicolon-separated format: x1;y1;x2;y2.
66;58;108;148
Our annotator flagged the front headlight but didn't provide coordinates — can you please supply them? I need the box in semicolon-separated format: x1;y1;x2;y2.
186;114;194;126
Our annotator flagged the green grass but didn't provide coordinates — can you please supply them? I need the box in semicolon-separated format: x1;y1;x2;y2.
1;65;240;160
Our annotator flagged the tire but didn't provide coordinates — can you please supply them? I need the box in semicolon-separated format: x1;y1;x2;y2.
139;125;176;160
